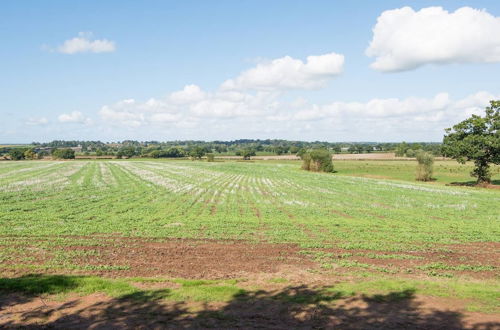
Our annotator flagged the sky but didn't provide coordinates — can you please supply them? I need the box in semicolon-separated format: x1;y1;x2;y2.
1;0;500;143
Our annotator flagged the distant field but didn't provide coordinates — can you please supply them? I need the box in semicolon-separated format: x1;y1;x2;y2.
0;160;499;327
335;159;500;185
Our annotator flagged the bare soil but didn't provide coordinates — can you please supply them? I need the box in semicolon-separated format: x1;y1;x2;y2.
1;287;498;329
2;237;314;279
2;236;498;280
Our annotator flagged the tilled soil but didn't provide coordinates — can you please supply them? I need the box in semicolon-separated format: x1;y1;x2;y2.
1;237;315;279
1;236;498;280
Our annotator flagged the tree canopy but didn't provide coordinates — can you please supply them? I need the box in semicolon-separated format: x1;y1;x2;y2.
442;100;500;184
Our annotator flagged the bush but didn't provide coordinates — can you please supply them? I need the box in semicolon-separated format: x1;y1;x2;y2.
405;149;416;158
301;149;334;173
301;153;311;170
52;148;75;159
416;151;434;181
241;149;256;160
23;148;35;160
149;150;161;158
189;146;205;160
9;149;25;160
206;153;215;162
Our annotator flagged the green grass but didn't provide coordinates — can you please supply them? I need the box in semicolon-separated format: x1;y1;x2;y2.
0;274;137;297
0;275;243;303
0;160;498;251
334;160;500;184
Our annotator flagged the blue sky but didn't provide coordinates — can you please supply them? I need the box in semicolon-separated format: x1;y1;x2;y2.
1;0;500;143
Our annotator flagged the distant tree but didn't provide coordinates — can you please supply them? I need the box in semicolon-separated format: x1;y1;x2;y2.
442;100;500;184
149;150;161;158
241;148;256;160
164;147;186;158
301;149;334;173
9;149;25;160
289;146;300;154
189;146;205;160
274;146;285;155
415;151;434;181
95;149;104;156
347;146;357;154
37;150;47;159
120;146;136;158
214;145;227;153
52;148;75;159
395;142;409;157
23;148;36;160
405;149;416;158
296;148;307;159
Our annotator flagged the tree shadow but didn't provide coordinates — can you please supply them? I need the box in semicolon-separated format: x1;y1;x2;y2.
448;180;500;188
1;275;499;329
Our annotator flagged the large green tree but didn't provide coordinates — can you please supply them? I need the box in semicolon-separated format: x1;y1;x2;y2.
442;100;500;184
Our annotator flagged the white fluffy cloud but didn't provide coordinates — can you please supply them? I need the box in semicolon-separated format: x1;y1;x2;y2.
169;84;206;104
99;86;279;126
221;52;344;91
98;82;498;141
25;117;48;126
367;6;500;72
57;32;116;54
58;111;92;125
293;91;497;124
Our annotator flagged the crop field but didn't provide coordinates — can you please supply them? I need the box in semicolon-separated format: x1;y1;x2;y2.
0;160;499;328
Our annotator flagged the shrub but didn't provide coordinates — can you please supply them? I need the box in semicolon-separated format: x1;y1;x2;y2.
9;149;25;160
301;149;334;173
416;151;434;181
405;149;416;158
52;148;75;160
301;153;311;170
149;150;161;158
206;153;215;162
23;148;35;160
241;149;256;160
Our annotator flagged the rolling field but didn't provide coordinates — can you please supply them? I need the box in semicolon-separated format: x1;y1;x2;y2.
0;160;499;327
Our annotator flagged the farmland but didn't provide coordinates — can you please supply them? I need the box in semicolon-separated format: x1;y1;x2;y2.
1;159;499;328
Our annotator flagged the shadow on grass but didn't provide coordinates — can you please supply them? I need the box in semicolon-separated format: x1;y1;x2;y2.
448;179;500;188
0;274;498;329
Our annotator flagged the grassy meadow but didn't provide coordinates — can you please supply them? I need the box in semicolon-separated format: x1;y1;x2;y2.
0;159;499;326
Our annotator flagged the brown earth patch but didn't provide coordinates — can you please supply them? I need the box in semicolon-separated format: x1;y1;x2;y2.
0;237;315;279
1;237;498;281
